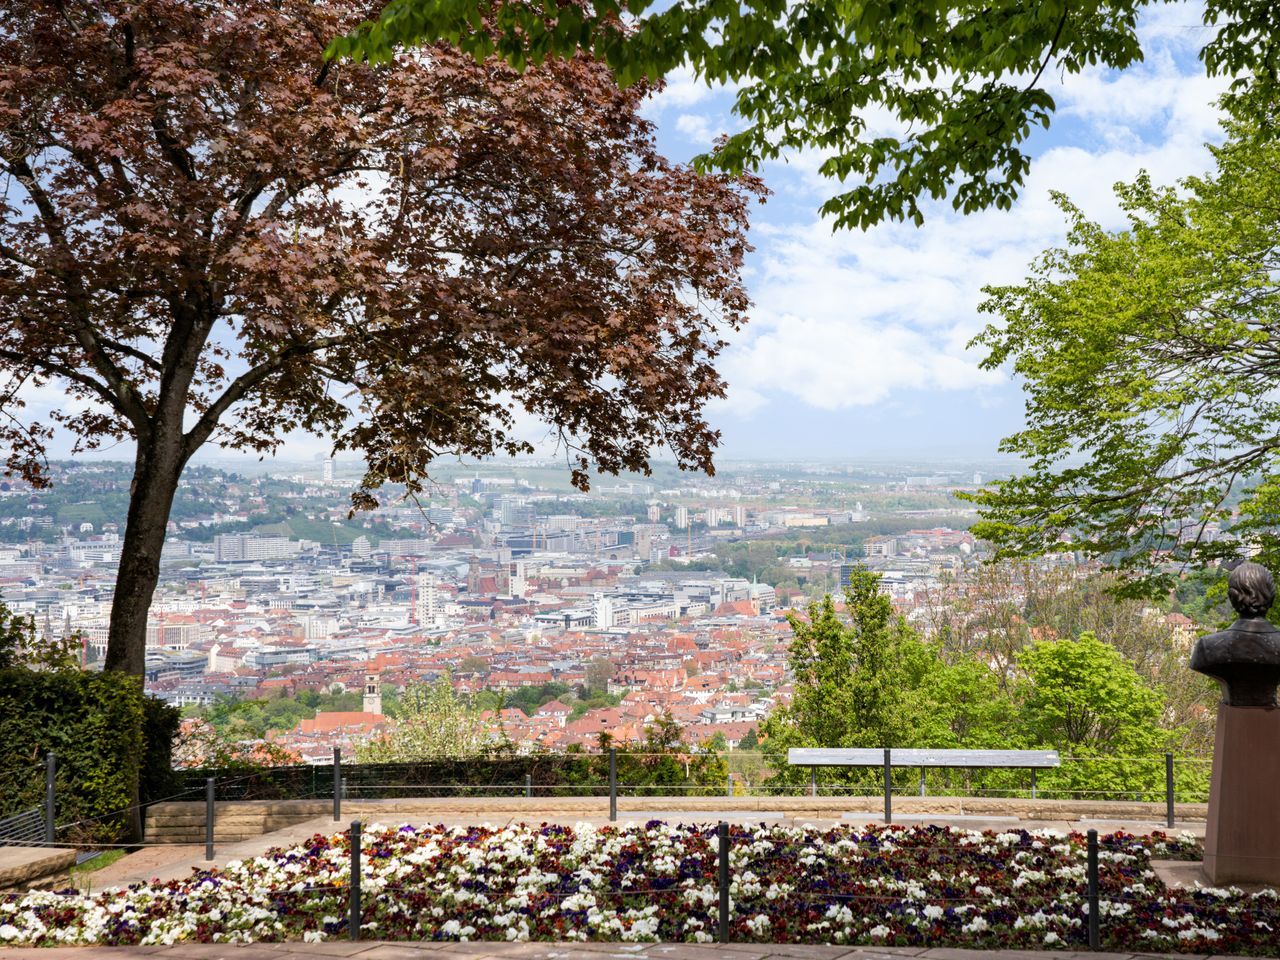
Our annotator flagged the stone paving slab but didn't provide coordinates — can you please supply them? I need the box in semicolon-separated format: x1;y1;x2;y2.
0;943;1253;959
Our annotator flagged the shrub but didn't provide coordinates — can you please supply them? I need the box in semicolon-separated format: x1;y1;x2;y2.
0;667;178;843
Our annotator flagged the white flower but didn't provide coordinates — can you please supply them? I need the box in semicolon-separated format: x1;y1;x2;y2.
868;925;890;938
961;916;988;934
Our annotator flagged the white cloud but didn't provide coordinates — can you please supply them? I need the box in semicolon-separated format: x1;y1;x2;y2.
717;26;1229;418
644;64;717;114
675;112;713;143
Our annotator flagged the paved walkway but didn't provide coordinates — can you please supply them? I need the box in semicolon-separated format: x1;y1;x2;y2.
0;939;1252;959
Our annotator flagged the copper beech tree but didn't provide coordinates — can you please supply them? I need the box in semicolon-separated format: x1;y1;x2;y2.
0;0;762;677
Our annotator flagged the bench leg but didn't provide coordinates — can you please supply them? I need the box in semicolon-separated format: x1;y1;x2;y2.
1031;768;1037;799
919;766;926;797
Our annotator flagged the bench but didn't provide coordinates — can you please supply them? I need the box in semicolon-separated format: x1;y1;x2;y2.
787;748;1061;806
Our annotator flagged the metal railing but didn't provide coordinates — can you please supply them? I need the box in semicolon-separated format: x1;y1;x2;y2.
8;746;1214;864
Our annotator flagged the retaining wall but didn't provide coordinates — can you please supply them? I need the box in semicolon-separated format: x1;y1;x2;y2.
144;795;1208;843
0;847;76;894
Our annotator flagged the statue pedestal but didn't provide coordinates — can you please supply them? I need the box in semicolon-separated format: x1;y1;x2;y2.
1203;705;1280;885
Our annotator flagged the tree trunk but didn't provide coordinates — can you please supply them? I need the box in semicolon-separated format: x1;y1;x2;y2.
103;433;186;677
102;430;187;842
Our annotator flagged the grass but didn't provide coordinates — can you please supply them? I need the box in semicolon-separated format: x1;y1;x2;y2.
70;848;127;893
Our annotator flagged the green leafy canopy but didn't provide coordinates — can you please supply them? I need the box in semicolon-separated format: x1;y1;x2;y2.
964;92;1280;594
328;0;1280;230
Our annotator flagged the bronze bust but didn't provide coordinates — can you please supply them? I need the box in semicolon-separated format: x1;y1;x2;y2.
1191;561;1280;708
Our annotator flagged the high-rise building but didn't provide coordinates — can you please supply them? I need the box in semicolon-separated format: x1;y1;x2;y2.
507;560;527;599
323;458;335;483
674;505;689;529
415;572;443;628
594;593;615;629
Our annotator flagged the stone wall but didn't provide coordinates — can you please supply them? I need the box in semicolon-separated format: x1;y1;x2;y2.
144;795;1208;843
0;847;77;894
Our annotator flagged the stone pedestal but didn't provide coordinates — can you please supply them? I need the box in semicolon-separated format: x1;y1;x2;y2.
1203;705;1280;885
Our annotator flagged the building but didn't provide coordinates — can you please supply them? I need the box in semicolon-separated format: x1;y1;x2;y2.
214;534;300;562
415;572;443;628
362;673;383;715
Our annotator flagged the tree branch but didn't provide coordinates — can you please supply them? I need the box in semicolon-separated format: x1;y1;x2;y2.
4;157;152;433
0;347;135;423
183;334;348;454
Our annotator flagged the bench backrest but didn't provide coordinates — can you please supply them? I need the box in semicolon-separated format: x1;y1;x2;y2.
788;748;1060;768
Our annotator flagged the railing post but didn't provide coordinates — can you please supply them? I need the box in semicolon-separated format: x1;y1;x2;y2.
726;773;733;798
333;747;341;821
1031;767;1038;799
1086;828;1100;950
883;748;892;824
349;820;361;941
44;751;56;844
1165;752;1175;829
525;773;532;798
717;821;730;943
609;747;617;822
810;765;816;798
919;766;926;797
205;777;215;861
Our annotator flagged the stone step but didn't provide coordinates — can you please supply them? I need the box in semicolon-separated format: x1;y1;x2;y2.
0;846;77;894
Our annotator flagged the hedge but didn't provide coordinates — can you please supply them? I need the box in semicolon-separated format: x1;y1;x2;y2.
0;668;181;843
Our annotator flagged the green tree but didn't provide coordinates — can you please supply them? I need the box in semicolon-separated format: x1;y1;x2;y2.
584;657;615;695
966;99;1280;592
1017;631;1166;756
332;0;1279;229
356;675;492;761
0;602;77;671
1017;631;1175;799
761;569;924;788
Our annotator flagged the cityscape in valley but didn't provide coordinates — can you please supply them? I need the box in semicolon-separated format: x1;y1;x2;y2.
0;455;1209;765
10;0;1280;948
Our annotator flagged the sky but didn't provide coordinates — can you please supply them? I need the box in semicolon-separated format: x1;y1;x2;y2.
22;1;1233;468
637;0;1230;460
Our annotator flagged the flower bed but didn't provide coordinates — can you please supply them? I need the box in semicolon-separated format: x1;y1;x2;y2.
0;821;1274;953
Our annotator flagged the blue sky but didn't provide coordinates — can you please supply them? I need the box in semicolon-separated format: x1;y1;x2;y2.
635;0;1229;460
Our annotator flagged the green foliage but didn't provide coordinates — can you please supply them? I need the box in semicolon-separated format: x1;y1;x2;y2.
762;568;938;787
474;682;570;716
965;95;1280;592
329;0;1279;230
764;570;1207;800
1016;631;1166;755
0;667;175;842
187;690;362;741
1015;632;1180;800
356;675;491;761
0;603;79;671
567;691;622;722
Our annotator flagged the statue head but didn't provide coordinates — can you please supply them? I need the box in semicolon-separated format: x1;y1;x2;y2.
1228;561;1276;619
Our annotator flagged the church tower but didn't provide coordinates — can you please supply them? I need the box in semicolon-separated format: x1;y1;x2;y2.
363;674;382;716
